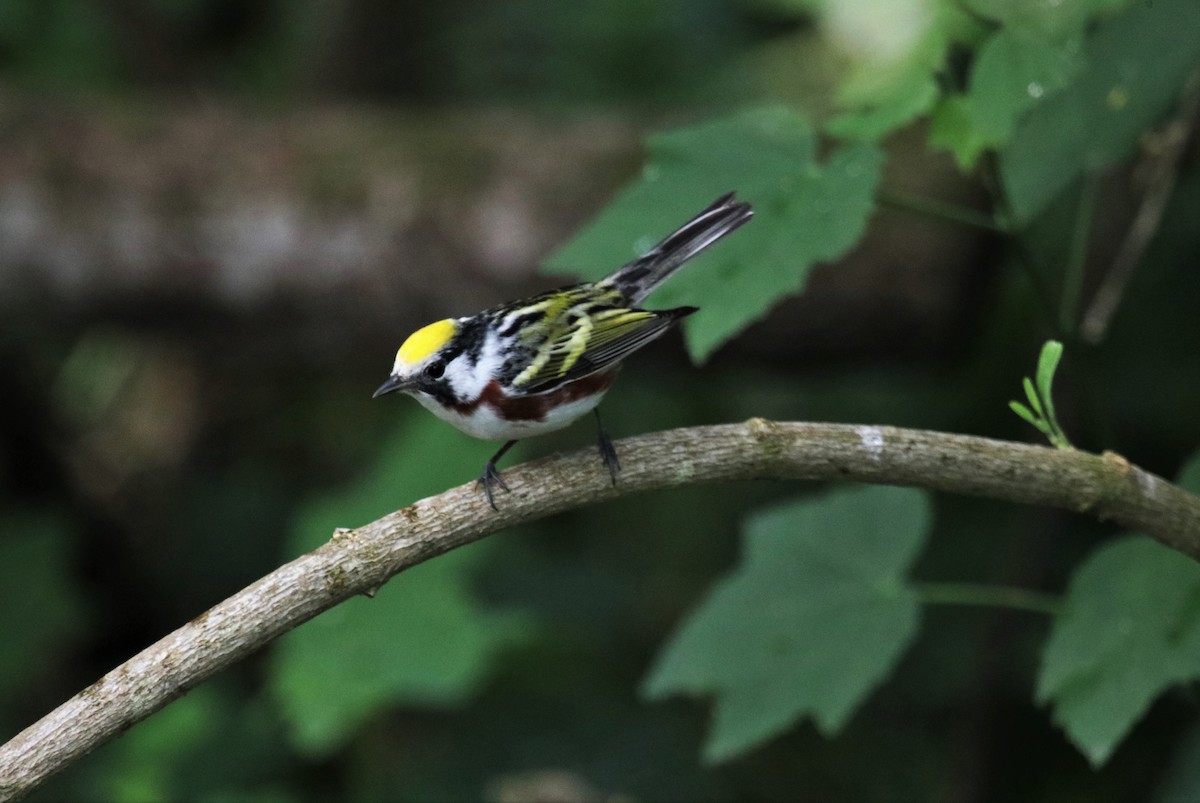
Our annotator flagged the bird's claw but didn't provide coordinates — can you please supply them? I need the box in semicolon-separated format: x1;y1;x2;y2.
478;461;511;511
597;431;620;486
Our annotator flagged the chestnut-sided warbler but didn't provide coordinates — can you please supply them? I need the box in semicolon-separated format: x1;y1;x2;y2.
373;193;753;508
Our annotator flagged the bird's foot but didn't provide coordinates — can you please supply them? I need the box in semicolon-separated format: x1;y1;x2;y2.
477;461;511;511
596;429;620;486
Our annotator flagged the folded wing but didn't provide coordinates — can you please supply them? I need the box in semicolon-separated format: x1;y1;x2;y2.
514;306;697;394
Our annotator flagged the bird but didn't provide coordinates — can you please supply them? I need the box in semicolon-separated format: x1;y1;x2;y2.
373;192;753;509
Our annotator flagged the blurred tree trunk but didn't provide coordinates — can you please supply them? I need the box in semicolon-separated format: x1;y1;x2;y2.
0;91;987;363
0;92;641;317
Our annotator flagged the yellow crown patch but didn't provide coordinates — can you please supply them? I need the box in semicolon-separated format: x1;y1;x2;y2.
397;318;457;366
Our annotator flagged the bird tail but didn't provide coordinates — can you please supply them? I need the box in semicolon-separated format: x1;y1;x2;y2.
603;192;753;304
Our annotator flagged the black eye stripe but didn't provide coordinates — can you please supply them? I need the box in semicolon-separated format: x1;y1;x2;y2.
425;359;446;379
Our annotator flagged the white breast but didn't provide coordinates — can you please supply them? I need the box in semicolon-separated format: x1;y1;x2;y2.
411;389;609;441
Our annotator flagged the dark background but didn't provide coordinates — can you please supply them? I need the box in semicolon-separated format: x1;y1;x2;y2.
2;1;1199;800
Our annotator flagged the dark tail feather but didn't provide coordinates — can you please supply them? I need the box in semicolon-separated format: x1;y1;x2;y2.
605;192;753;303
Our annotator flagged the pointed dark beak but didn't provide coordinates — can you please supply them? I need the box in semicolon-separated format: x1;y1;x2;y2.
373;375;411;398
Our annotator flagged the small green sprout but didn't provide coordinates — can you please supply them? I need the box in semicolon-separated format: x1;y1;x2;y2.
1009;340;1073;449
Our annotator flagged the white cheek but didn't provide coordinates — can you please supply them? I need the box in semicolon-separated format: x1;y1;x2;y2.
443;353;487;400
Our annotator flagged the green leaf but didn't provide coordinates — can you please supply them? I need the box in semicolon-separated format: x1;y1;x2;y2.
1022;377;1045;419
963;0;1136;40
1012;341;1071;447
820;0;979;142
545;106;883;362
1035;339;1064;425
1037;537;1200;766
270;416;533;755
967;29;1082;143
1010;401;1051;436
825;73;939;142
273;546;528;755
928;96;992;169
1008;400;1041;429
1035;340;1064;402
999;0;1200;222
643;485;930;762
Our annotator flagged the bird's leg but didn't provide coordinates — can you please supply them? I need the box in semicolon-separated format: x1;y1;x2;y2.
594;408;620;485
478;440;517;511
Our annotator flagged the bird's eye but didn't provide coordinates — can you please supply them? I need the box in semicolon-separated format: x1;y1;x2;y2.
424;359;446;379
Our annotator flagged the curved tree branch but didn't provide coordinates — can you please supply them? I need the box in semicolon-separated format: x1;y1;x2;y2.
2;420;1199;799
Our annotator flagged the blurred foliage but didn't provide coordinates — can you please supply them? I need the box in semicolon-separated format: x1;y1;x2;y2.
996;0;1200;222
2;0;1200;800
45;684;298;802
272;419;532;756
0;512;86;715
644;486;929;762
433;0;750;105
823;0;975;141
0;0;752;102
1038;527;1200;767
546;106;882;361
